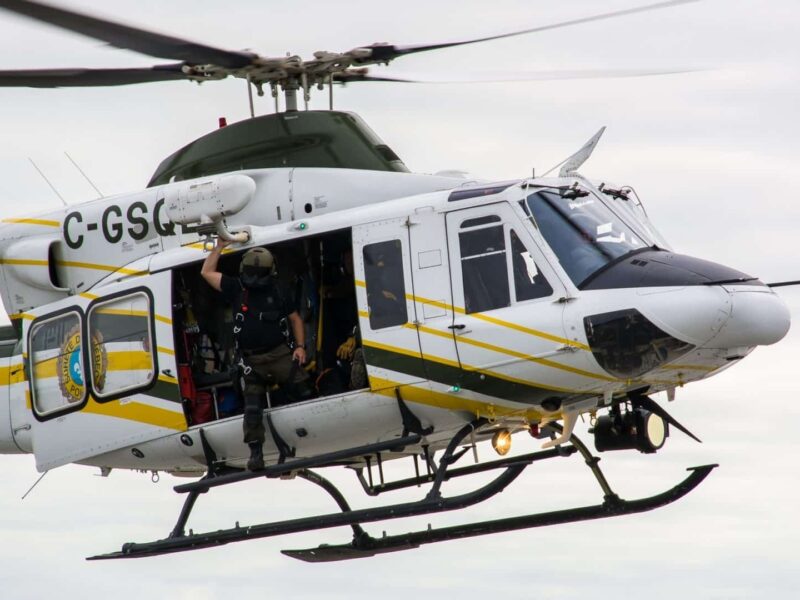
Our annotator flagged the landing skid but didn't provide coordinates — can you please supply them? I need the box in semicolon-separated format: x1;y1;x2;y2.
87;422;717;561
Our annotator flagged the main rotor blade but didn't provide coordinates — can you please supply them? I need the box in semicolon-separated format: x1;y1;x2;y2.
0;64;191;87
0;0;255;68
360;0;700;64
335;66;705;84
632;395;702;443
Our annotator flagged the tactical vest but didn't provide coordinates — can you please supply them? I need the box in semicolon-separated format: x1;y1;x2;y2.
232;281;288;351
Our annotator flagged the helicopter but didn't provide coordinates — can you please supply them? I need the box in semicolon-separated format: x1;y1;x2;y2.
0;0;794;564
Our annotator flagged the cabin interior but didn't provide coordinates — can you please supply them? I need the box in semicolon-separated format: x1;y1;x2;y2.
172;229;364;426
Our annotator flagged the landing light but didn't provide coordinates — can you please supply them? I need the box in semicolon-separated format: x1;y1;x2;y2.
592;409;669;454
492;429;512;456
644;412;667;451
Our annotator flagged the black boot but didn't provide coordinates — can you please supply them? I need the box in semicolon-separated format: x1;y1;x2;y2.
247;442;264;471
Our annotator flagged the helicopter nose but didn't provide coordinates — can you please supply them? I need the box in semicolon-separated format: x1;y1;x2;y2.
705;286;790;349
582;250;792;349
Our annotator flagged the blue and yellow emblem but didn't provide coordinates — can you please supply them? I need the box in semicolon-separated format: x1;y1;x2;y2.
57;326;107;402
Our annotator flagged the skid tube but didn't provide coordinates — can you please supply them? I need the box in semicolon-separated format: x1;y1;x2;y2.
87;421;717;561
284;465;716;562
283;428;718;562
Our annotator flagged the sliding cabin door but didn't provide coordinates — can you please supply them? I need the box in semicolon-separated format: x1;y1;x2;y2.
24;270;185;471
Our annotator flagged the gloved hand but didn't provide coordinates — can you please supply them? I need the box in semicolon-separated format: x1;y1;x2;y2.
336;336;356;360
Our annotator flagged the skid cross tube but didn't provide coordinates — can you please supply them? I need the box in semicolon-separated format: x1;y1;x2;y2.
87;458;529;560
295;470;366;540
427;418;487;500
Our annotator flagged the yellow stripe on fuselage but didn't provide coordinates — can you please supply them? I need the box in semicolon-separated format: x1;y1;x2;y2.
409;322;615;382
33;350;154;379
362;338;581;394
0;257;145;277
0;258;49;267
82;398;185;431
354;279;588;350
1;218;60;227
20;381;183;431
9;313;34;321
56;260;146;276
5;363;25;385
93;308;149;318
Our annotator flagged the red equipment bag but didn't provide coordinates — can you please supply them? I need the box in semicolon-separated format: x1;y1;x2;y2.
190;391;214;425
178;364;214;425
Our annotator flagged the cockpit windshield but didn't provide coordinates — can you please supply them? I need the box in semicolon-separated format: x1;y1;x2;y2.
524;189;647;287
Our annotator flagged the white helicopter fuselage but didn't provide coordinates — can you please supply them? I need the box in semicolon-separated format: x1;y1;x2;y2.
0;166;789;476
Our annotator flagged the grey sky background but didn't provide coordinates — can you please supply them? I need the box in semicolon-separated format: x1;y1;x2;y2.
0;1;799;598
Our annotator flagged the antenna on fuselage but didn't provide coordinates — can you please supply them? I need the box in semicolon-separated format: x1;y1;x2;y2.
542;126;606;177
28;158;67;207
64;152;103;198
21;470;49;500
558;127;606;177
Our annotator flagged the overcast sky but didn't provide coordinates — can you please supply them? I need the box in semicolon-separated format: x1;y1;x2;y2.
1;1;799;598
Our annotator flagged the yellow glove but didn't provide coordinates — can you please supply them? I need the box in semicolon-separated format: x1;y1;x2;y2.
336;336;356;360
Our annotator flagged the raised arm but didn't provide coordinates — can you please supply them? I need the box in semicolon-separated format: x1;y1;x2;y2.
200;238;230;291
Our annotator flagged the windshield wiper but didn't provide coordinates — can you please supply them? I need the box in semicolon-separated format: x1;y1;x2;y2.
701;277;759;286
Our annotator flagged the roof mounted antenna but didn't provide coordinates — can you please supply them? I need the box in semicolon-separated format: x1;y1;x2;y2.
543;127;606;177
559;127;606;177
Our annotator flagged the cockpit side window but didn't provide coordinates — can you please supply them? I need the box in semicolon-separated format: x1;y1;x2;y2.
459;217;510;314
510;229;553;301
524;190;646;287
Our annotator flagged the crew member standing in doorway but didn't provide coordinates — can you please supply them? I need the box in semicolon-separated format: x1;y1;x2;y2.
201;238;309;471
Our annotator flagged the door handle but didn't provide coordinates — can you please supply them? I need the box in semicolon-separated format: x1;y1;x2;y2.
448;324;466;330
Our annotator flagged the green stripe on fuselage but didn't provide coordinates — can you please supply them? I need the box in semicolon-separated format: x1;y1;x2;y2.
363;344;588;405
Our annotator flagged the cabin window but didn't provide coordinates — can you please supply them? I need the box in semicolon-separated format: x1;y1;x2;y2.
510;229;553;301
29;309;87;418
459;217;510;314
363;239;408;329
87;290;156;400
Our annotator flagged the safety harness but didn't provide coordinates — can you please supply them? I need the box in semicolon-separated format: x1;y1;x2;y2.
232;280;292;388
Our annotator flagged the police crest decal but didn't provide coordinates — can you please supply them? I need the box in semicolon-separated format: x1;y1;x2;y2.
57;326;107;402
